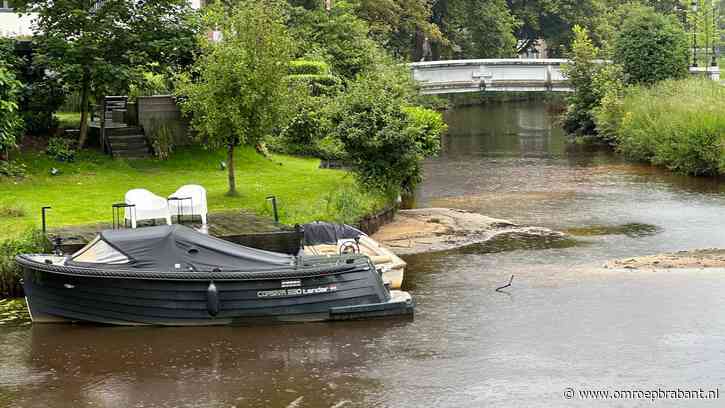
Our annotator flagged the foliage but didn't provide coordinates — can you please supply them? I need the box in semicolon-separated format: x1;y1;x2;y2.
288;60;331;75
129;72;173;101
508;0;607;57
350;0;444;60
15;0;200;147
273;94;330;156
0;145;387;240
602;78;725;176
315;134;347;161
45;137;77;162
0;161;27;178
440;0;518;58
561;25;602;135
288;2;382;80
148;123;175;160
0;63;24;158
177;1;294;195
0;228;51;298
613;5;689;85
329;65;441;193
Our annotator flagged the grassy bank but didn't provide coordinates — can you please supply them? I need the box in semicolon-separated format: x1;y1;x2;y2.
0;146;387;240
0;146;388;297
596;78;725;175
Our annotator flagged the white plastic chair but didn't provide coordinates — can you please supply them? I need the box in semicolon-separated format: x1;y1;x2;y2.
124;189;172;228
168;184;208;225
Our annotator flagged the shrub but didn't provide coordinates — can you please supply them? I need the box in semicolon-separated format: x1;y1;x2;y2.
315;134;346;161
46;137;77;162
0;160;27;178
0;228;51;298
288;60;330;75
561;26;603;135
613;6;689;85
0;64;24;158
605;78;725;176
148;123;175;160
275;96;329;156
329;65;441;193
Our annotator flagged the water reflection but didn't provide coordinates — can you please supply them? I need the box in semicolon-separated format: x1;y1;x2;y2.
3;101;725;407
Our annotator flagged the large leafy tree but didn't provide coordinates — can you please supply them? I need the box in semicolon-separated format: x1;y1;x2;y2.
614;5;689;85
350;0;444;60
431;0;518;59
178;1;295;196
16;0;199;148
507;0;606;56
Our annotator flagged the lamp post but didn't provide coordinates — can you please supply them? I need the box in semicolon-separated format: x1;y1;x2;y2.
692;0;721;67
692;0;699;67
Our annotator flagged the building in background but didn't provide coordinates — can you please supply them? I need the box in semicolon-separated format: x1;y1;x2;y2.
0;1;35;37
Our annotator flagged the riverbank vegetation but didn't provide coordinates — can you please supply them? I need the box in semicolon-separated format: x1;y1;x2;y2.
560;2;723;177
598;78;725;176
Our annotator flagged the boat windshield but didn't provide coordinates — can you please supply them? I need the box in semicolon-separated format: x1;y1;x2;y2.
71;237;130;264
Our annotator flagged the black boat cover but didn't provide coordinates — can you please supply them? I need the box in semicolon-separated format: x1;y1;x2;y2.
68;225;295;271
302;222;364;245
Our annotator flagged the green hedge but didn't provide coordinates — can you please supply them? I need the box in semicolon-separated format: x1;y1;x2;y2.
596;78;725;176
288;60;330;75
1;228;51;298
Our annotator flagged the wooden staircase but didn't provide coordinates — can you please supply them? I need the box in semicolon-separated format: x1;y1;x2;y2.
91;96;152;159
107;126;151;159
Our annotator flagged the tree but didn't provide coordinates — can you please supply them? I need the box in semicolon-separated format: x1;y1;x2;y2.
288;2;382;80
561;25;603;135
329;64;441;193
178;1;295;196
0;62;24;160
350;0;444;60
430;0;518;59
613;5;689;85
16;0;199;148
508;0;606;57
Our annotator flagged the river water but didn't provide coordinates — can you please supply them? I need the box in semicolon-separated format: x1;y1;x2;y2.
3;101;725;407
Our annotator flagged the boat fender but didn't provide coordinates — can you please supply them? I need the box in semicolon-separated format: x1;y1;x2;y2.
207;281;220;317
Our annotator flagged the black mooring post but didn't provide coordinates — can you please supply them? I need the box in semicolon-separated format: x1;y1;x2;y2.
41;206;51;234
266;195;279;223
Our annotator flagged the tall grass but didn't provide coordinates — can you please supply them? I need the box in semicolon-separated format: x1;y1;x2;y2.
597;78;725;175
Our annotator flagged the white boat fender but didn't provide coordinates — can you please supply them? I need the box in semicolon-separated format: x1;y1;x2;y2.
207;281;220;316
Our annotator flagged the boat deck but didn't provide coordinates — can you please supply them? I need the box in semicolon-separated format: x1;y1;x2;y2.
49;210;300;254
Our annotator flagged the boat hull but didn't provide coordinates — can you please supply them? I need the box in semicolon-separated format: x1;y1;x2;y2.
21;262;413;326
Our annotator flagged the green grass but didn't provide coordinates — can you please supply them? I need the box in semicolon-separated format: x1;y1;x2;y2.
53;111;82;129
0;146;388;240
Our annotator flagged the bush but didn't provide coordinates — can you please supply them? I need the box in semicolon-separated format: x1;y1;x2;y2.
288;60;330;75
0;160;27;178
2;39;65;135
613;6;689;85
148;123;175;160
329;65;441;193
0;228;51;298
275;95;329;156
0;64;24;157
602;78;725;176
46;137;77;162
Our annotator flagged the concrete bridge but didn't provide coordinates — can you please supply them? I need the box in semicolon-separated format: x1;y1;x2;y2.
410;59;721;94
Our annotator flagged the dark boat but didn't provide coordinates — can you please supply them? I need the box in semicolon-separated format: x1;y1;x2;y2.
16;225;414;326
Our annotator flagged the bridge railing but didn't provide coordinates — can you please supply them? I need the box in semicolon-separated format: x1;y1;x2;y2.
410;58;720;94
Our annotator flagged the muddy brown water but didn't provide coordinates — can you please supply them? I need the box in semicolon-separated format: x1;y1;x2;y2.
3;101;725;407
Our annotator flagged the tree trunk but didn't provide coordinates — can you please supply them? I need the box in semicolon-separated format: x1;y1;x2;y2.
226;143;237;196
77;73;91;148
